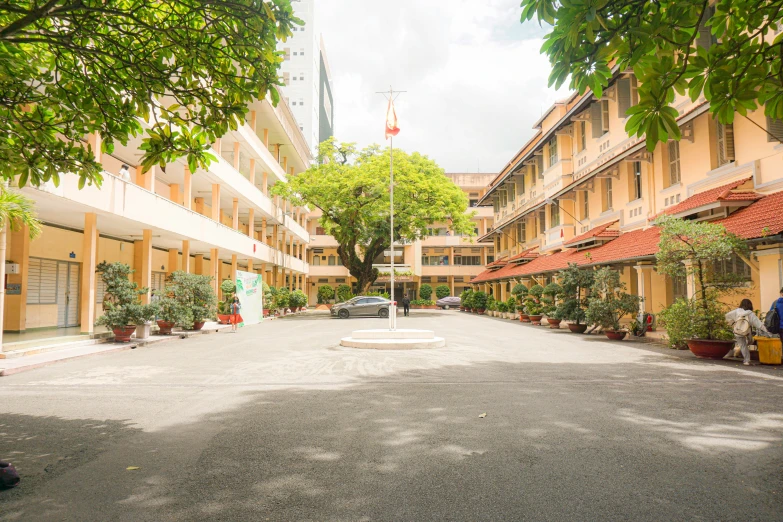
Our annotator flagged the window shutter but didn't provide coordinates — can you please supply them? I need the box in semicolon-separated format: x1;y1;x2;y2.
536;156;544;178
717;122;735;165
617;78;632;117
766;116;783;142
695;6;716;51
591;102;604;138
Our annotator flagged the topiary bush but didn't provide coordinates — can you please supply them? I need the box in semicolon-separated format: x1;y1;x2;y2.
317;285;334;304
419;284;433;300
435;284;450;299
336;284;353;303
472;291;488;311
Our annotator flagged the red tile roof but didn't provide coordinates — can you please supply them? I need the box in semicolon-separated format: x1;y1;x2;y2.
652;177;760;220
508;247;539;262
486;256;508;269
719;189;783;239
471;227;661;283
563;220;620;247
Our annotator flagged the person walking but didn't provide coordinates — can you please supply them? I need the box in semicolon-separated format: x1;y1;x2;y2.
725;299;770;365
229;296;242;332
402;295;411;317
769;287;783;345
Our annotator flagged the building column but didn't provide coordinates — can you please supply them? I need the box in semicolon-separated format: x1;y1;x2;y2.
169;184;181;205
231;254;238;282
183;167;192;210
249;158;256;185
194;254;204;276
210;248;220;295
261;219;268;244
272;265;279;288
263;128;269;148
182;240;191;273
449;275;455;296
262;171;268;196
449;247;455;266
288;269;293;291
2;225;32;338
232;198;239;230
135;229;152;304
482;247;487;266
194;197;205;216
233;142;241;172
80;215;98;334
211;184;221;221
633;264;654;314
135;165;156;193
247;208;255;238
247;259;254;273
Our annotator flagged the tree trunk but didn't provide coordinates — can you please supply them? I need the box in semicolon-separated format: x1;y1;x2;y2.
337;239;386;296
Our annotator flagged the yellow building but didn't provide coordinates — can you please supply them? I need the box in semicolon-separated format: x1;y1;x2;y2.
473;71;783;316
2;89;312;349
304;172;496;302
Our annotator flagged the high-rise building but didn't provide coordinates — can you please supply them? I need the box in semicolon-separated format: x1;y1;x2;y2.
278;0;334;155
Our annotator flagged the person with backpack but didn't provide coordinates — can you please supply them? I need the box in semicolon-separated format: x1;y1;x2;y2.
767;287;783;344
726;299;770;365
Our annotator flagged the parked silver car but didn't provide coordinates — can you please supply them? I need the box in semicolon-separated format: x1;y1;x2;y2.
436;296;461;310
332;296;392;318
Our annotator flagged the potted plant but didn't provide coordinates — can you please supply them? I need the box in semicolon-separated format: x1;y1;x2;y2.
336;283;353;303
317;285;335;308
275;287;291;315
291;289;308;311
435;284;451;300
497;301;508;317
472;291;488;314
155;296;188;334
556;263;594;334
460;289;472;311
512;284;529;322
166;271;217;330
585;267;641;341
217;279;236;324
419;284;433;303
542;283;563;328
462;290;474;312
486;295;496;316
655;215;748;357
95;262;156;342
525;284;545;325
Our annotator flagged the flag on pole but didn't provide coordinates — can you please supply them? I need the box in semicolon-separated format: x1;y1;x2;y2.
385;98;400;139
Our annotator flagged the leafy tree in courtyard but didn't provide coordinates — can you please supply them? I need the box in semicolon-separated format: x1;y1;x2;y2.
521;0;783;149
273;139;475;293
419;284;433;301
1;0;299;188
435;284;450;299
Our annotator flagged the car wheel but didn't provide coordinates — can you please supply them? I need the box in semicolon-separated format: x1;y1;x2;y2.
443;305;450;310
338;309;349;319
378;308;389;318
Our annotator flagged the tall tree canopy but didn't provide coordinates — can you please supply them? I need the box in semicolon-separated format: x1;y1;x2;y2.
273;139;475;293
1;0;299;188
521;0;783;149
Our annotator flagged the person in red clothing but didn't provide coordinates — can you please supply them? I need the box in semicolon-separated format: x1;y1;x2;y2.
229;296;242;332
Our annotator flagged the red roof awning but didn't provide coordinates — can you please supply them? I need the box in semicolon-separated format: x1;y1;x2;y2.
563;220;620;247
651;177;761;221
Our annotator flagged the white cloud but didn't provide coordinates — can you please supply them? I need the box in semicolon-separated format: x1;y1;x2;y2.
315;0;568;172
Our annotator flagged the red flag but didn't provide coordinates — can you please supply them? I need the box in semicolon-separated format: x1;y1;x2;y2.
385;98;400;139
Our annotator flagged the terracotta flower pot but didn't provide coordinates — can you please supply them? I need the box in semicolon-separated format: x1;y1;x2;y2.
519;314;530;323
112;326;137;342
217;314;231;325
529;315;543;325
190;321;205;331
460;306;465;311
478;309;486;315
156;320;176;335
605;330;627;341
687;339;735;359
263;308;270;317
568;323;588;334
547;318;562;329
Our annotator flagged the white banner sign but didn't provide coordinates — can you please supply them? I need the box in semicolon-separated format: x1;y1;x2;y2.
235;270;264;325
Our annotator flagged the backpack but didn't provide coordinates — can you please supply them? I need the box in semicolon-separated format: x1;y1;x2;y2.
766;307;780;334
733;312;752;337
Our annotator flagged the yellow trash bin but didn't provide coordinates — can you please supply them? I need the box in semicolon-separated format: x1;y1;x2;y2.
755;336;782;365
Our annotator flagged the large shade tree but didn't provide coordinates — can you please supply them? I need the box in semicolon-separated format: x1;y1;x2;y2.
273;139;475;293
521;0;783;149
1;0;299;189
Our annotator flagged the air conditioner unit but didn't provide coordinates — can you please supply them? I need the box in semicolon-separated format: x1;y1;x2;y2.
5;262;20;274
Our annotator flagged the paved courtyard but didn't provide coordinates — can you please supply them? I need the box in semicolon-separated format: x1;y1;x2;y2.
1;311;782;521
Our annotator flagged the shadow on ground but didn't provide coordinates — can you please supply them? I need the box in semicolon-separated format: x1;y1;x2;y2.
2;358;783;521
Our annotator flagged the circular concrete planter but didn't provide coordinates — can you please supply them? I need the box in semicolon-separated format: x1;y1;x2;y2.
568;323;588;334
605;330;627;341
687;339;735;359
112;326;136;342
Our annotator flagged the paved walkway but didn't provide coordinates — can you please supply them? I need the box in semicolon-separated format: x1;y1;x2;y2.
1;311;782;520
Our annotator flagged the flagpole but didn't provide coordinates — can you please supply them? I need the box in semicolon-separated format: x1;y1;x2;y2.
390;132;395;331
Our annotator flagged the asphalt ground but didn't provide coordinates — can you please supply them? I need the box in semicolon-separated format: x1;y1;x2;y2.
1;311;782;521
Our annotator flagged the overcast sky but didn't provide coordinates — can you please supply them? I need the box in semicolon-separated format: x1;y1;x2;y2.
315;0;569;174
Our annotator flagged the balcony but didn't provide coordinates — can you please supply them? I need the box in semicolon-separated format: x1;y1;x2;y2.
421;265;486;277
310;234;339;248
420;235;492;247
25;173;307;273
309;265;350;277
542;159;574;198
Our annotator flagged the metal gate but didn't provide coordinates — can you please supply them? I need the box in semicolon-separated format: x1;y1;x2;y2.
56;261;80;327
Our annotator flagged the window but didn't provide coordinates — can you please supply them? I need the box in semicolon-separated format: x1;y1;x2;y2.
536;156;544;179
550;202;560;227
716;122;735;165
437;276;448;283
519;173;526;194
328;255;336;266
590;101;610;138
548;136;558;168
603;178;613;211
617;77;638;117
713;253;752;282
632;162;643;200
517;221;526;242
580;121;587;152
26;258;57;304
454;255;482;266
422;255;450;266
486;255;495;264
601;100;610;133
299;48;305;57
469;199;478;207
538;210;546;234
766;116;783;142
582;190;590;220
299;74;304;81
312;255;321;265
668;141;681;185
